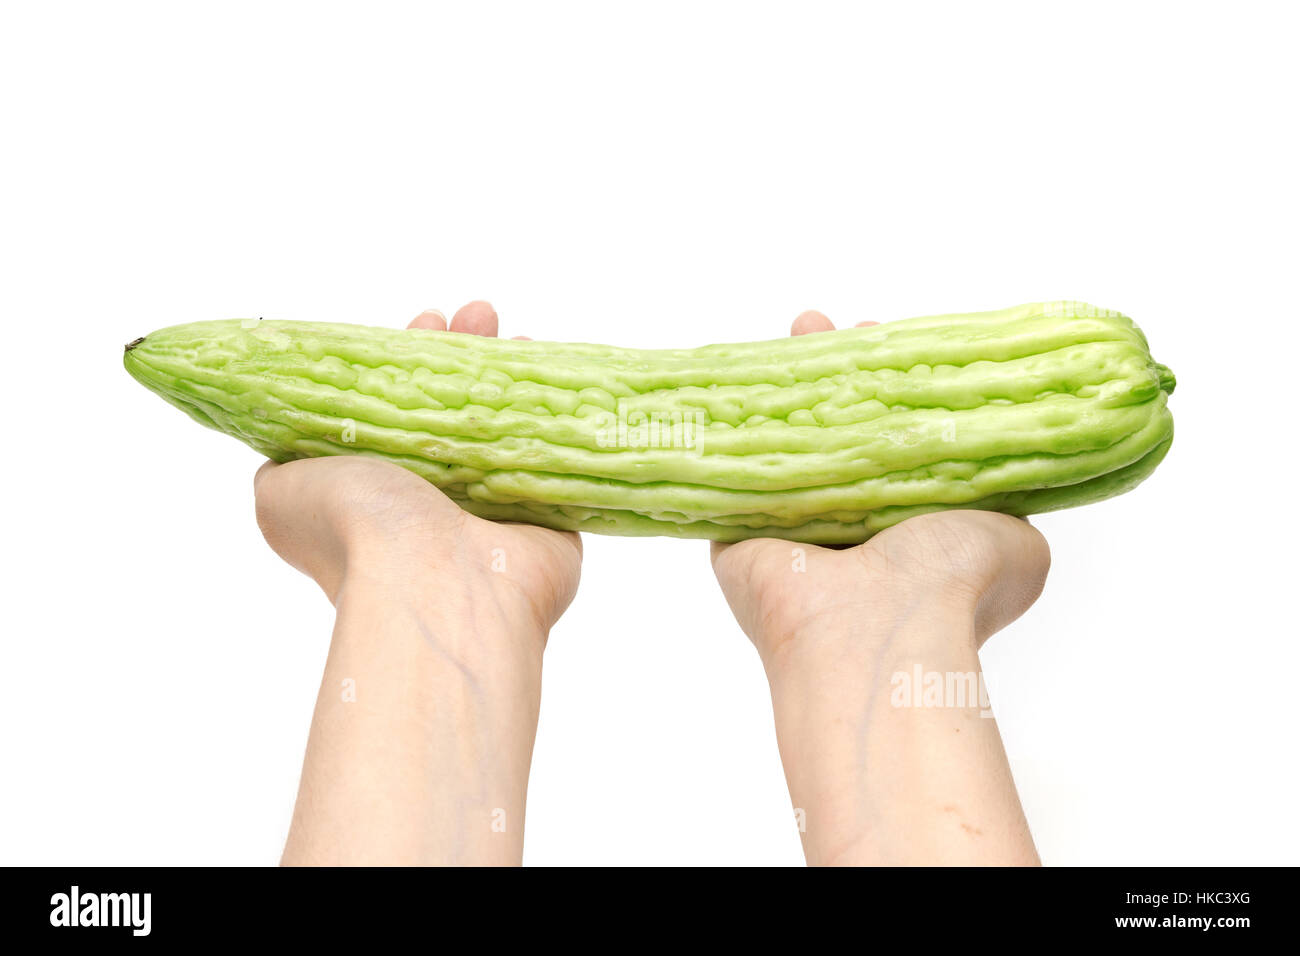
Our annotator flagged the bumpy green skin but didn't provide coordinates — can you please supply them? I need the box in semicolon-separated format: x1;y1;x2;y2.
123;301;1175;543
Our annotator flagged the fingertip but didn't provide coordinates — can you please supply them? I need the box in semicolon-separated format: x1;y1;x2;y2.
511;334;532;341
854;320;880;327
791;310;835;336
408;309;448;331
450;300;499;337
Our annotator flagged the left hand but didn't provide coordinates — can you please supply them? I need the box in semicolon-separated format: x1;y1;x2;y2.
253;301;582;639
260;303;580;865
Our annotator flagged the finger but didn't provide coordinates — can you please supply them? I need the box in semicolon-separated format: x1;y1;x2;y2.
450;300;499;337
791;310;834;336
512;335;532;341
854;320;879;327
408;309;448;331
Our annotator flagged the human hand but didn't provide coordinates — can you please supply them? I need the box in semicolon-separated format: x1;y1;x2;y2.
710;310;1050;866
260;301;581;865
253;301;582;637
711;310;1050;671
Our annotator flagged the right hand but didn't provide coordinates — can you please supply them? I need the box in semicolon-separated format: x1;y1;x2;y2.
710;311;1051;672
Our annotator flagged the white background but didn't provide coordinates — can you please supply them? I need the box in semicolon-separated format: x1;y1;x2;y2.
2;1;1296;865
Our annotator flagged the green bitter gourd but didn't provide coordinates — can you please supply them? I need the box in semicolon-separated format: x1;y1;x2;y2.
123;301;1175;543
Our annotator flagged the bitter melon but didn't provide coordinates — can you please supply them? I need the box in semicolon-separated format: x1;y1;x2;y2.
123;301;1175;543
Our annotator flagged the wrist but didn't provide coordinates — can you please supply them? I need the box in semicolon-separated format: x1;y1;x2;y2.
334;554;549;681
757;586;980;685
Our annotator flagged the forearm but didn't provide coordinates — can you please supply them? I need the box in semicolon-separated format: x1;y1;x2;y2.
281;566;545;866
763;604;1038;866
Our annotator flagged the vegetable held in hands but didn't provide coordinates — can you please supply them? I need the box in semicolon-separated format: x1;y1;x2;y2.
123;301;1174;544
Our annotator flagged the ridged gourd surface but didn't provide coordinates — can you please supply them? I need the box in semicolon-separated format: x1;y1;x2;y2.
123;301;1175;543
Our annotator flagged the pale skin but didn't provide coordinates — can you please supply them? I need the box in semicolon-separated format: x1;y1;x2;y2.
258;302;1049;866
